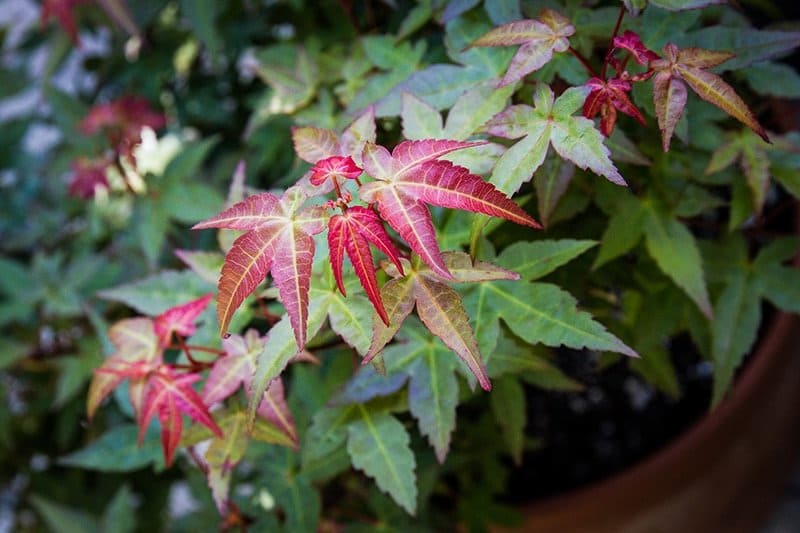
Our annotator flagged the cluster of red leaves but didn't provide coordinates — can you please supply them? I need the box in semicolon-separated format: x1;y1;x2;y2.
193;111;538;390
580;29;767;146
88;295;219;465
68;95;165;199
87;294;300;466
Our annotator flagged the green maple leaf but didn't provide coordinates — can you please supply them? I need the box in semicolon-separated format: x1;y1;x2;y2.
594;193;713;319
706;129;800;226
379;318;459;463
461;239;636;358
701;236;800;405
302;397;415;514
485;84;625;196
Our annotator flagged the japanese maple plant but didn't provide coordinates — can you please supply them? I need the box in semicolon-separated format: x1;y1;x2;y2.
62;0;800;530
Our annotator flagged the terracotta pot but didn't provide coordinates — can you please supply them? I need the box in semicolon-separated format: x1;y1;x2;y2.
502;307;800;533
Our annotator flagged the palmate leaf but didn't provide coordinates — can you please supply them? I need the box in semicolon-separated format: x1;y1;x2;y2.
651;43;768;151
701;237;800;405
471;9;575;87
328;206;405;324
202;329;299;447
486;84;626;195
87;317;161;419
462;241;636;358
593;190;713;318
360;139;539;279
193;187;327;347
365;252;520;391
400;83;513;175
139;366;222;466
705;129;773;216
152;293;213;348
292;106;376;171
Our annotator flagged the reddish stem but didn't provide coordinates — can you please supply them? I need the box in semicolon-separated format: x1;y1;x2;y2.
185;344;227;356
568;46;598;77
177;336;200;365
188;446;209;476
601;5;627;80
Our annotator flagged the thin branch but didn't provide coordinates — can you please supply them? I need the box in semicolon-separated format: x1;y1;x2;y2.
568;46;598;77
601;5;627;79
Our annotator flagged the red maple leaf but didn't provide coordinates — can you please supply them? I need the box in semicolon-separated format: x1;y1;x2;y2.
583;77;646;136
612;30;659;66
80;95;166;163
359;139;540;279
153;294;214;348
139;366;223;466
328;206;405;324
41;0;88;45
68;159;110;199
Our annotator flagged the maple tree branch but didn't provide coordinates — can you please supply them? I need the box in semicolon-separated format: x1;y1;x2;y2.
568;46;597;77
182;344;227;356
177;336;200;365
601;5;627;79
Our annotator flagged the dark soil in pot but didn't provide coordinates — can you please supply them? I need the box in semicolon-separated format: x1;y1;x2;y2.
504;338;714;502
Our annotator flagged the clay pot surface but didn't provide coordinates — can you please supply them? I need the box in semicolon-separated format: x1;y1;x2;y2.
503;308;800;533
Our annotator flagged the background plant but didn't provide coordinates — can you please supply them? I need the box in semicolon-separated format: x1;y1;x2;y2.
1;0;799;531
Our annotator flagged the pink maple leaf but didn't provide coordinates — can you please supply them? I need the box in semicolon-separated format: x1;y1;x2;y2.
153;294;214;348
193;187;327;348
139;366;223;467
309;156;363;186
359;139;540;278
291;108;376;193
87;317;162;420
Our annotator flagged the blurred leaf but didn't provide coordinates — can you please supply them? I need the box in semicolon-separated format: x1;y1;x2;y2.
60;425;165;472
100;485;137;533
29;495;98;533
180;0;222;56
0;338;29;371
490;376;525;464
53;343;102;408
98;270;214;315
743;62;800;98
162;136;219;184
